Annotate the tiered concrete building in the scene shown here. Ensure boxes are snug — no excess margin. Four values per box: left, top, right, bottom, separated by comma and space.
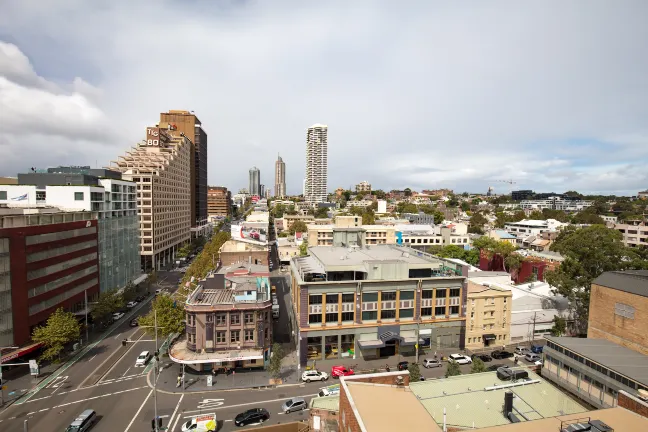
110, 126, 192, 271
305, 124, 328, 205
274, 155, 286, 198
248, 167, 261, 197
207, 186, 231, 219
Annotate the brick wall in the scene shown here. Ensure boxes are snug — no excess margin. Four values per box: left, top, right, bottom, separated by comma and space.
588, 284, 648, 356
618, 390, 648, 418
309, 408, 338, 431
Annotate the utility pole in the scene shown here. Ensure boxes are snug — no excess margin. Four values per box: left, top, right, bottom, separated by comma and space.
154, 308, 159, 432
415, 321, 420, 363
84, 289, 89, 346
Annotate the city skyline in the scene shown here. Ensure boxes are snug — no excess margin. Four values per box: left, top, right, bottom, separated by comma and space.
2, 3, 648, 195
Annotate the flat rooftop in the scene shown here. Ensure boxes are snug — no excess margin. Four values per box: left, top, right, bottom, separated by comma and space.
309, 395, 339, 411
546, 336, 648, 387
593, 270, 648, 298
308, 244, 441, 267
409, 369, 588, 429
477, 407, 648, 432
346, 381, 441, 432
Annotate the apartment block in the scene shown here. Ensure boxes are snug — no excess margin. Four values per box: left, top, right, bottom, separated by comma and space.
207, 186, 231, 219
169, 264, 273, 372
305, 124, 328, 205
520, 196, 593, 211
248, 167, 260, 197
274, 155, 286, 198
465, 281, 512, 349
355, 181, 371, 193
110, 126, 192, 271
290, 244, 467, 366
308, 216, 395, 247
588, 270, 648, 356
0, 208, 100, 346
615, 220, 648, 248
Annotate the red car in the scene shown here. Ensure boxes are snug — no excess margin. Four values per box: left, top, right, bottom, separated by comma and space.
331, 365, 355, 378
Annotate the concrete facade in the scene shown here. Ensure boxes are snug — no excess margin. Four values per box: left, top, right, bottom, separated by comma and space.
305, 124, 328, 205
207, 186, 231, 218
465, 282, 512, 350
274, 156, 286, 198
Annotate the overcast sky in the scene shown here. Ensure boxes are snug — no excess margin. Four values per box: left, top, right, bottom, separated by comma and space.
1, 1, 648, 196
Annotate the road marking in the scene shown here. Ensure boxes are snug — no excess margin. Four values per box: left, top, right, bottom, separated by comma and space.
197, 398, 225, 410
89, 354, 97, 362
26, 395, 51, 403
182, 393, 317, 414
122, 367, 131, 377
88, 330, 145, 387
124, 389, 153, 432
46, 376, 68, 389
169, 394, 184, 432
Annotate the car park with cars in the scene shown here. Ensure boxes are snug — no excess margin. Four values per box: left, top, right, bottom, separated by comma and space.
471, 353, 492, 362
423, 358, 443, 368
515, 346, 530, 355
491, 350, 514, 359
281, 397, 307, 414
234, 408, 270, 427
448, 354, 472, 365
525, 352, 541, 362
302, 370, 329, 382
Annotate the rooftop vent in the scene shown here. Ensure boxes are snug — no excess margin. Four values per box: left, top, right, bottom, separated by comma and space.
395, 376, 404, 386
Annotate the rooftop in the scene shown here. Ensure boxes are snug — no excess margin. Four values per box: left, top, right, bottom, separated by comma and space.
308, 244, 440, 267
593, 270, 648, 298
217, 262, 269, 276
493, 229, 517, 239
505, 219, 549, 227
467, 281, 512, 294
546, 336, 648, 388
345, 381, 441, 432
409, 369, 588, 429
309, 395, 339, 411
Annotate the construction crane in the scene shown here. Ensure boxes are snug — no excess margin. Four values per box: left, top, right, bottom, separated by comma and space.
495, 179, 517, 195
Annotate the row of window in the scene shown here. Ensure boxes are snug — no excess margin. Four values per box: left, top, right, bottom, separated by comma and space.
308, 289, 460, 306
27, 253, 97, 281
188, 312, 269, 326
28, 265, 97, 298
467, 335, 507, 344
27, 240, 97, 263
29, 278, 97, 315
26, 226, 96, 246
308, 305, 461, 325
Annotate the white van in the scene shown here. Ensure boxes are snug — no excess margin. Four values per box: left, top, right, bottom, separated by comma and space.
181, 413, 216, 432
318, 384, 340, 397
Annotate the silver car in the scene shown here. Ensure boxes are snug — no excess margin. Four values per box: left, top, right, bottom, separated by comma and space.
281, 397, 307, 414
423, 358, 442, 368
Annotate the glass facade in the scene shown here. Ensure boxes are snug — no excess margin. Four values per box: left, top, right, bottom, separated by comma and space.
0, 238, 12, 346
98, 215, 140, 292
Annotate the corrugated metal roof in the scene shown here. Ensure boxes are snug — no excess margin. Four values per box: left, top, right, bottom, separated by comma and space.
593, 270, 648, 298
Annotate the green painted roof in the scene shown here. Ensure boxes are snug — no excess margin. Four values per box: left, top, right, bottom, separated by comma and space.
310, 395, 339, 411
409, 368, 588, 429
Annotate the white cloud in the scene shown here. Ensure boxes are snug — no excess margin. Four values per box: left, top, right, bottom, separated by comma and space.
1, 1, 647, 195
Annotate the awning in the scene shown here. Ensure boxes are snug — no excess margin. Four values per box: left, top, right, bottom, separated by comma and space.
357, 340, 385, 349
1, 342, 43, 363
401, 337, 425, 346
483, 334, 497, 341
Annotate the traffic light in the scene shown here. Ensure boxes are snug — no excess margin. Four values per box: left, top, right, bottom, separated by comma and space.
122, 339, 128, 346
151, 416, 162, 431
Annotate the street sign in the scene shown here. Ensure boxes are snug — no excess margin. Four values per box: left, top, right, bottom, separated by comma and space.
206, 375, 213, 387
29, 360, 39, 376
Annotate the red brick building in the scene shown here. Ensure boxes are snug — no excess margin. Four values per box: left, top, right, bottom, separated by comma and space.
478, 251, 560, 283
0, 208, 100, 347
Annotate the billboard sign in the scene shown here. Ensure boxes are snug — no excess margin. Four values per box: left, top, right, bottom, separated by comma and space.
231, 224, 267, 243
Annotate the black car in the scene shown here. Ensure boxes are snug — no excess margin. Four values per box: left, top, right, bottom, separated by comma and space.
129, 318, 139, 327
487, 364, 508, 372
471, 353, 492, 362
234, 408, 270, 427
136, 295, 146, 302
491, 350, 514, 359
397, 361, 409, 371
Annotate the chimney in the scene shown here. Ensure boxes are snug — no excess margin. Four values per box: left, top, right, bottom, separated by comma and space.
504, 391, 514, 418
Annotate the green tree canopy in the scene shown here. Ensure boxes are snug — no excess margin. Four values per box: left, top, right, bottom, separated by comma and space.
445, 361, 462, 378
545, 225, 648, 334
91, 288, 125, 321
408, 363, 421, 381
362, 211, 376, 225
180, 231, 231, 297
315, 206, 329, 218
571, 211, 605, 225
290, 220, 308, 235
32, 308, 81, 362
299, 239, 309, 256
138, 294, 185, 339
268, 343, 285, 380
550, 316, 567, 337
470, 357, 487, 373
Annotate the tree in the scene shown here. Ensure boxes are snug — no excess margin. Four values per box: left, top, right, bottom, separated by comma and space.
314, 207, 329, 218
408, 363, 421, 382
138, 294, 185, 339
436, 245, 467, 260
571, 211, 605, 225
290, 220, 308, 235
504, 253, 524, 275
550, 316, 567, 337
445, 361, 462, 378
122, 281, 138, 303
32, 308, 81, 362
528, 210, 544, 220
433, 211, 445, 225
372, 189, 387, 199
299, 240, 309, 256
470, 357, 487, 373
396, 202, 418, 214
180, 231, 231, 297
362, 211, 375, 225
176, 242, 192, 258
460, 202, 471, 212
268, 343, 285, 381
91, 288, 125, 322
404, 188, 412, 197
349, 206, 364, 216
469, 212, 487, 230
545, 225, 647, 334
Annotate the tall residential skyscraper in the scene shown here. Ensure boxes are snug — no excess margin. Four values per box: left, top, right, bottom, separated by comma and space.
305, 124, 328, 204
249, 167, 261, 196
275, 154, 286, 198
159, 110, 208, 238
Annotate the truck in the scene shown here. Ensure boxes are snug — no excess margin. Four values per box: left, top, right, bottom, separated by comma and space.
181, 413, 217, 431
318, 384, 340, 397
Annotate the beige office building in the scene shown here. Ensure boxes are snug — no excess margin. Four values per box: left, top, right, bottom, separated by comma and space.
274, 155, 286, 198
110, 126, 192, 271
465, 281, 512, 350
308, 216, 396, 246
207, 186, 231, 218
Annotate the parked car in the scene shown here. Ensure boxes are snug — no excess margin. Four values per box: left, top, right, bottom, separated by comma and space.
302, 370, 329, 383
155, 289, 163, 295
129, 318, 139, 327
487, 364, 508, 372
448, 354, 472, 365
135, 295, 146, 302
423, 358, 443, 368
531, 345, 544, 354
331, 365, 355, 378
112, 312, 125, 321
234, 408, 270, 427
397, 361, 409, 371
281, 397, 307, 414
126, 301, 138, 308
471, 353, 493, 362
515, 346, 530, 355
524, 353, 541, 363
491, 350, 514, 359
135, 351, 151, 367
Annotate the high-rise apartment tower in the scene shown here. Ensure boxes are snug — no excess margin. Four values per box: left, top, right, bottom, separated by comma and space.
249, 167, 261, 196
275, 154, 286, 198
305, 124, 328, 204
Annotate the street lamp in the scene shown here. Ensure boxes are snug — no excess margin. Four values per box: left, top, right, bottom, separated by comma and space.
0, 346, 19, 406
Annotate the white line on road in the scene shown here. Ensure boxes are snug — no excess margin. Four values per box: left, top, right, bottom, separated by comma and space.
182, 393, 317, 414
169, 394, 184, 432
94, 331, 145, 386
122, 367, 131, 377
89, 354, 97, 362
124, 389, 153, 432
26, 395, 51, 403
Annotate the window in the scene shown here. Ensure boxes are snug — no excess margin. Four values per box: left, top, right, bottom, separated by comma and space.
309, 313, 322, 324
615, 303, 635, 319
264, 328, 269, 339
381, 309, 396, 319
244, 313, 254, 324
325, 313, 338, 323
421, 307, 432, 316
231, 314, 240, 325
436, 288, 447, 298
216, 314, 226, 325
326, 294, 339, 304
341, 311, 354, 321
74, 192, 84, 201
230, 330, 240, 343
399, 308, 414, 319
216, 332, 226, 343
422, 290, 433, 299
0, 191, 6, 200
449, 288, 460, 297
363, 292, 378, 302
342, 293, 354, 303
309, 294, 323, 305
450, 306, 459, 315
435, 306, 446, 316
244, 329, 254, 341
382, 292, 396, 301
307, 336, 322, 360
400, 291, 415, 300
362, 311, 377, 321
206, 314, 213, 323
